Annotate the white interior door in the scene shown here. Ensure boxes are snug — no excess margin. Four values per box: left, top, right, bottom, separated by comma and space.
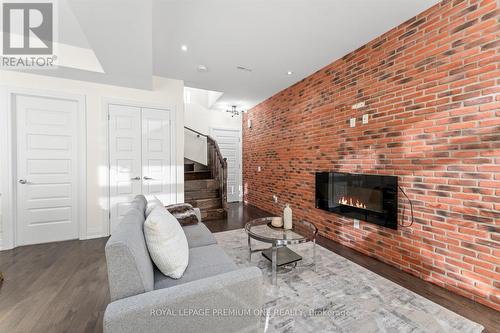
109, 105, 142, 233
15, 94, 81, 246
211, 128, 242, 202
141, 108, 174, 205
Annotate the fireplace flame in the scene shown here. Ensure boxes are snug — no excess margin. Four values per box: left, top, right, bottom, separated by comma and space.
338, 196, 367, 209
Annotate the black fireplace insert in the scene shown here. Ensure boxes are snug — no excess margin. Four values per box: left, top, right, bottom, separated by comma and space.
315, 172, 398, 230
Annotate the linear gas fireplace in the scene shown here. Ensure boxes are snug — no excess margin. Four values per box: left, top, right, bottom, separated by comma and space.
315, 172, 398, 230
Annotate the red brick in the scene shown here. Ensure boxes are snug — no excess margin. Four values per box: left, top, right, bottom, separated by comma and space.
243, 0, 499, 311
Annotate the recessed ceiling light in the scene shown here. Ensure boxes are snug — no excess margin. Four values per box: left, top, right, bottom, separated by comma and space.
197, 64, 208, 72
181, 45, 188, 52
287, 71, 293, 75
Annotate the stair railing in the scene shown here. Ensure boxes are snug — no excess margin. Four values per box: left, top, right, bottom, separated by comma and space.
184, 127, 228, 210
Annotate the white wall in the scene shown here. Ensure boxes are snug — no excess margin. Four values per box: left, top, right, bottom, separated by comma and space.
184, 96, 242, 167
0, 71, 184, 249
185, 102, 241, 135
184, 89, 243, 202
184, 87, 242, 165
185, 129, 208, 165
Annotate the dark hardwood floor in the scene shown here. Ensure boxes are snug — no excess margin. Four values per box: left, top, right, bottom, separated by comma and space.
0, 237, 109, 332
0, 203, 498, 333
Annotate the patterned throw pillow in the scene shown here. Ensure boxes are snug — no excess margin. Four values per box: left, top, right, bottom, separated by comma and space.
166, 203, 199, 226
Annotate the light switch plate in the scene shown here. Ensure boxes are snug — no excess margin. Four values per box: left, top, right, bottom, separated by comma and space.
354, 219, 360, 229
350, 118, 356, 128
272, 195, 278, 203
257, 166, 261, 172
362, 114, 369, 124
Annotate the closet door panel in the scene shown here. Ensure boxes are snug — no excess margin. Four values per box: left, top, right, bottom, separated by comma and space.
141, 108, 175, 205
109, 104, 142, 233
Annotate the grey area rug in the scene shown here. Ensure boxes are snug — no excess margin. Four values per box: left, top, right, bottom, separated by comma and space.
214, 229, 484, 333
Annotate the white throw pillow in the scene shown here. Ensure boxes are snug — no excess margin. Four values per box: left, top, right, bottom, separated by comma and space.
145, 197, 163, 217
144, 206, 189, 279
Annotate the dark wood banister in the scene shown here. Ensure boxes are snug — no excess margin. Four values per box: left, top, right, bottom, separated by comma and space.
184, 126, 228, 211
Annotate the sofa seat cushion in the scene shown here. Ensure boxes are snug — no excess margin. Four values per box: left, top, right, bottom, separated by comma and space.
154, 245, 237, 290
182, 223, 217, 248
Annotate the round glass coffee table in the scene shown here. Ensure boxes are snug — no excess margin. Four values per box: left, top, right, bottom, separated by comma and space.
245, 217, 318, 285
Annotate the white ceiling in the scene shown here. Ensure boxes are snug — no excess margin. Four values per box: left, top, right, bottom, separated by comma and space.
153, 0, 440, 110
4, 0, 441, 108
6, 0, 153, 89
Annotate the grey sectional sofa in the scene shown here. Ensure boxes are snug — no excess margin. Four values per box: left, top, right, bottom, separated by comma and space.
104, 195, 263, 333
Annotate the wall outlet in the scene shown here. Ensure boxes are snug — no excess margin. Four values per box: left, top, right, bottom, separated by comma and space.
353, 219, 360, 229
257, 166, 261, 172
350, 118, 356, 128
272, 195, 278, 203
352, 101, 365, 109
362, 114, 369, 124
247, 119, 252, 128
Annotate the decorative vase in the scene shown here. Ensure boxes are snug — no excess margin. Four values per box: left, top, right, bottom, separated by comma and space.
271, 217, 283, 228
283, 204, 292, 230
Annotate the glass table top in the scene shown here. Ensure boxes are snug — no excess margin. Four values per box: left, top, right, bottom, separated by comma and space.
245, 217, 317, 245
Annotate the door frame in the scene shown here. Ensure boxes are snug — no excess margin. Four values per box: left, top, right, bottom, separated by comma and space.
209, 126, 242, 202
0, 87, 87, 250
103, 98, 177, 236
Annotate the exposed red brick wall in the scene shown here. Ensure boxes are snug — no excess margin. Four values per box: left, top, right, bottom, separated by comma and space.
243, 0, 500, 310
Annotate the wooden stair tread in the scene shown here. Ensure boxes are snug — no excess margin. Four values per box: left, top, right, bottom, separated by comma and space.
200, 208, 227, 221
188, 197, 221, 209
185, 179, 218, 191
184, 171, 212, 181
184, 139, 227, 222
185, 189, 219, 200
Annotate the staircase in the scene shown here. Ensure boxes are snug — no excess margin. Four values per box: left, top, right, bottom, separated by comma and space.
184, 127, 227, 221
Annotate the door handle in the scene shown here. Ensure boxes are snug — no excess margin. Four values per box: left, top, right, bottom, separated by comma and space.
18, 179, 28, 184
143, 176, 154, 180
130, 176, 141, 180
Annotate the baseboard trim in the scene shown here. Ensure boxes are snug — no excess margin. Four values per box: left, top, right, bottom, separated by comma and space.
81, 231, 108, 240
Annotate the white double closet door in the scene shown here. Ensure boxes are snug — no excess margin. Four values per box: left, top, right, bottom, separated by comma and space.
109, 104, 175, 233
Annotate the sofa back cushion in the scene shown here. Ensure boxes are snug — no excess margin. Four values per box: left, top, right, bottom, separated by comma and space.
130, 194, 147, 217
105, 197, 154, 301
